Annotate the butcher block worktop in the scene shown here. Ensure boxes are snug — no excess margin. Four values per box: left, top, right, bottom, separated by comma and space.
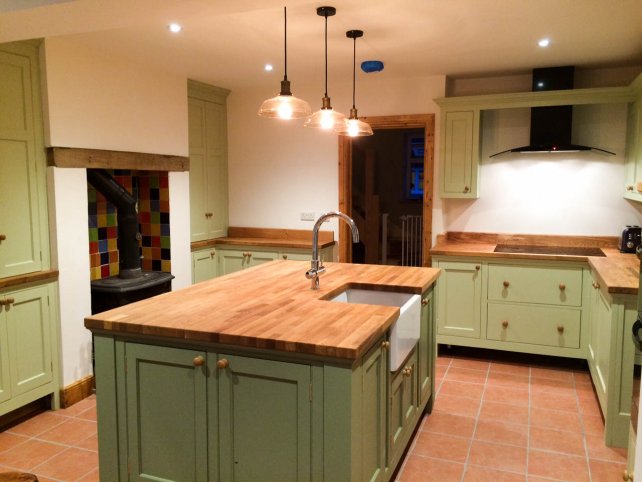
85, 260, 440, 360
431, 232, 639, 295
191, 226, 335, 251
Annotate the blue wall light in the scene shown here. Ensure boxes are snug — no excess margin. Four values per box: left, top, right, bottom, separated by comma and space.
361, 60, 384, 73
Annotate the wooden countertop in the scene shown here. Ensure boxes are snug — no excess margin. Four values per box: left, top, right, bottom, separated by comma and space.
191, 227, 335, 251
430, 232, 639, 295
84, 261, 441, 361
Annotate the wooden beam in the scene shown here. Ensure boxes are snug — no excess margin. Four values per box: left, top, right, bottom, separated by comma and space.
47, 147, 189, 171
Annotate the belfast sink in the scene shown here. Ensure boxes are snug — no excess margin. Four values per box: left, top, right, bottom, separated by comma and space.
329, 289, 421, 371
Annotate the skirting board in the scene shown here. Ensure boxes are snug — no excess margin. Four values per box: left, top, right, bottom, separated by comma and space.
61, 374, 95, 408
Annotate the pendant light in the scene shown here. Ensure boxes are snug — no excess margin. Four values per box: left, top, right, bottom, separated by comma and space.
304, 6, 345, 130
258, 7, 311, 120
335, 30, 373, 137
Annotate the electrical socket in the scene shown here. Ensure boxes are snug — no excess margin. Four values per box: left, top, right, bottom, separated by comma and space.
300, 212, 315, 221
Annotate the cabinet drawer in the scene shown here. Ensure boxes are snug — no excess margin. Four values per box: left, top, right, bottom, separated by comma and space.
487, 303, 581, 348
488, 264, 582, 306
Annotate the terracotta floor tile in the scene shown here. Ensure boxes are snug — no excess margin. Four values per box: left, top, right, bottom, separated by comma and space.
573, 371, 593, 384
58, 397, 96, 418
35, 418, 97, 446
439, 380, 485, 400
488, 361, 530, 376
468, 440, 527, 474
530, 376, 576, 394
76, 432, 99, 452
396, 454, 464, 482
585, 434, 627, 462
588, 458, 628, 482
530, 366, 574, 381
530, 407, 583, 433
530, 391, 579, 413
422, 412, 476, 438
434, 393, 481, 418
0, 432, 29, 453
76, 406, 97, 422
528, 449, 590, 481
436, 356, 453, 367
6, 411, 70, 438
577, 393, 603, 417
479, 401, 529, 425
529, 426, 586, 456
463, 465, 526, 481
77, 467, 101, 482
0, 439, 66, 471
445, 366, 488, 384
486, 372, 530, 389
32, 447, 98, 481
474, 420, 528, 447
411, 431, 470, 463
451, 358, 490, 371
582, 413, 606, 436
482, 385, 529, 406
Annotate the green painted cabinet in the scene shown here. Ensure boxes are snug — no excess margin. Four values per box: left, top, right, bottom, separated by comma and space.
0, 42, 49, 278
586, 272, 637, 448
438, 110, 480, 198
192, 247, 218, 284
624, 76, 642, 201
188, 81, 230, 243
0, 283, 59, 416
436, 260, 482, 339
217, 247, 278, 276
388, 348, 417, 468
418, 291, 434, 407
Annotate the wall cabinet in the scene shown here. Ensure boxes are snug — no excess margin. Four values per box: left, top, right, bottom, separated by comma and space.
586, 271, 637, 448
94, 286, 436, 481
624, 78, 642, 201
188, 81, 230, 243
0, 282, 60, 416
0, 42, 49, 278
438, 110, 480, 198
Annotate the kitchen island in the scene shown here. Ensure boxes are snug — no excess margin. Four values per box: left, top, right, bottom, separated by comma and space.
85, 260, 440, 482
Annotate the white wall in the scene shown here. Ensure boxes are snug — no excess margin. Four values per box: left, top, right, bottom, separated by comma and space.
227, 75, 447, 237
41, 38, 192, 386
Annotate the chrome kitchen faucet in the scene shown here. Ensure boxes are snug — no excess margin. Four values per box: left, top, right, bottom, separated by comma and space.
306, 211, 359, 290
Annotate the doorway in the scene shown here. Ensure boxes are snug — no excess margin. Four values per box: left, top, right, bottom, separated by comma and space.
338, 114, 435, 266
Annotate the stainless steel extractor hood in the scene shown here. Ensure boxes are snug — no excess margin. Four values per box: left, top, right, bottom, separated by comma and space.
490, 66, 615, 157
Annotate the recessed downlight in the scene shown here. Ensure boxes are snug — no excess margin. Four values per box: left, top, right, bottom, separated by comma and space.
168, 23, 182, 33
538, 38, 550, 48
264, 64, 274, 72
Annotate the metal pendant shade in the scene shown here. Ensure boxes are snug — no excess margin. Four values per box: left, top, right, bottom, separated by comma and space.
258, 7, 311, 120
335, 30, 373, 136
304, 6, 345, 130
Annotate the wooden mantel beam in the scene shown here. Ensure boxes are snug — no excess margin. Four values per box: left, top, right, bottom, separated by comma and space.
47, 147, 189, 172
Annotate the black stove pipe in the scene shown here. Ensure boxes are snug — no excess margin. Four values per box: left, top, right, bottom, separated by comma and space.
87, 169, 142, 279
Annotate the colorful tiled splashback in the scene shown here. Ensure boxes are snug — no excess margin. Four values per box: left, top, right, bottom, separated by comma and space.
88, 170, 171, 280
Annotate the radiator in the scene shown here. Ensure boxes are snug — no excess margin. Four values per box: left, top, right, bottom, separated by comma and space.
400, 215, 422, 267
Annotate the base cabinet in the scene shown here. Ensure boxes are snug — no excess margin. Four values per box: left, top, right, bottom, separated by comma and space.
94, 287, 436, 482
0, 283, 59, 416
192, 247, 218, 284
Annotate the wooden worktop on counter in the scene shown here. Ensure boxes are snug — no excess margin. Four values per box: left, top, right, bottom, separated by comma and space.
431, 232, 639, 295
85, 261, 440, 361
191, 227, 335, 251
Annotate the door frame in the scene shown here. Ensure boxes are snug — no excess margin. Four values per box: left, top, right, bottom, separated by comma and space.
338, 114, 435, 266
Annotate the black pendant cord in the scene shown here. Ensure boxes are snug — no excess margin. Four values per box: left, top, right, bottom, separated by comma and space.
351, 36, 356, 110
283, 6, 288, 82
324, 14, 328, 97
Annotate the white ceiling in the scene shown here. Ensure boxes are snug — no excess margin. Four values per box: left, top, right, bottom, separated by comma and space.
1, 0, 641, 90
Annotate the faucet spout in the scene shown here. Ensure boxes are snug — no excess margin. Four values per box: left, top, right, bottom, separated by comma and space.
306, 211, 359, 290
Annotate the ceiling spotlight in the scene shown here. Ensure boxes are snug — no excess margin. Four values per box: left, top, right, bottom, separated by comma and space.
168, 23, 182, 33
264, 64, 274, 72
538, 38, 550, 48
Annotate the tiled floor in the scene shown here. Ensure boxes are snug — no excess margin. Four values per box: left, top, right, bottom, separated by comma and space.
0, 396, 98, 481
0, 350, 630, 482
396, 350, 629, 482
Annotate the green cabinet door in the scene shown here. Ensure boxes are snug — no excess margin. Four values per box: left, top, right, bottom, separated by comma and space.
418, 290, 434, 407
246, 249, 278, 268
0, 46, 45, 277
188, 97, 209, 242
192, 247, 218, 283
361, 340, 387, 482
125, 343, 208, 482
436, 260, 482, 339
217, 353, 312, 482
389, 349, 418, 466
218, 248, 248, 275
439, 110, 479, 198
0, 303, 9, 404
5, 285, 52, 397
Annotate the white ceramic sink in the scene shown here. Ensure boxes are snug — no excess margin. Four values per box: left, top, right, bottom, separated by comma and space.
329, 289, 421, 372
